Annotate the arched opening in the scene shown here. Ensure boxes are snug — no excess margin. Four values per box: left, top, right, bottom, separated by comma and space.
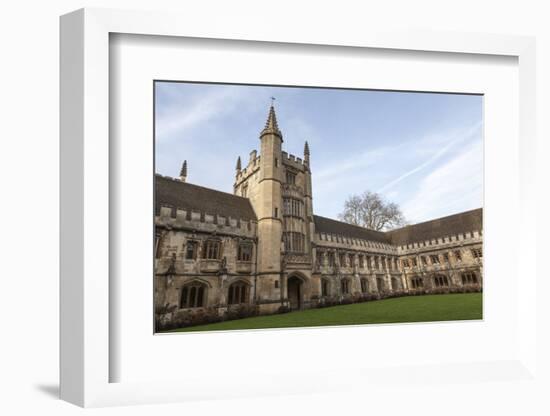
391, 277, 400, 291
376, 276, 385, 292
410, 276, 424, 289
227, 280, 250, 305
433, 274, 450, 288
287, 275, 303, 310
360, 278, 369, 293
461, 271, 478, 285
340, 278, 351, 295
180, 281, 208, 308
321, 278, 330, 297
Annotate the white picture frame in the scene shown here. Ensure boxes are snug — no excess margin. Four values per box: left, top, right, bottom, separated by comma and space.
60, 7, 538, 408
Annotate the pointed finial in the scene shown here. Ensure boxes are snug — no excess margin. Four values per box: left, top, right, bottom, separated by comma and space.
179, 160, 187, 182
304, 141, 310, 157
260, 101, 282, 140
236, 156, 242, 171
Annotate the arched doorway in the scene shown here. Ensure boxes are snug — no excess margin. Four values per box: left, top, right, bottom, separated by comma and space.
287, 275, 303, 310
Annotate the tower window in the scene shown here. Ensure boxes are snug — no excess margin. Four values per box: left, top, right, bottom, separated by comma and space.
238, 243, 252, 261
274, 158, 278, 168
286, 170, 296, 185
283, 232, 305, 253
283, 198, 304, 217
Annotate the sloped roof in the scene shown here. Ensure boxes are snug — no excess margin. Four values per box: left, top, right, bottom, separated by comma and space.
387, 208, 483, 246
155, 175, 257, 221
313, 215, 390, 243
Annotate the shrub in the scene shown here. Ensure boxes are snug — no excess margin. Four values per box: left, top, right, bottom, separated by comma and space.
340, 295, 353, 305
278, 305, 291, 314
226, 304, 259, 321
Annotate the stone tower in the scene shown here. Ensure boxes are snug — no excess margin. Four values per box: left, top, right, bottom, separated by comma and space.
233, 105, 284, 311
255, 105, 284, 309
233, 105, 317, 311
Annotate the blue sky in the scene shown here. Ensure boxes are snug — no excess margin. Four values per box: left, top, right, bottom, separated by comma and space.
155, 82, 483, 224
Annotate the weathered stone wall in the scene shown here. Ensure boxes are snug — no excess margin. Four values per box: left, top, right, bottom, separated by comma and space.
396, 230, 483, 291
155, 204, 258, 315
312, 227, 483, 298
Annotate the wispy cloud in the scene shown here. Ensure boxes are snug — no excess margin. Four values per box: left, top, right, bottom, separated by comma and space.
402, 138, 483, 223
315, 145, 396, 182
377, 121, 482, 193
154, 83, 483, 222
155, 86, 256, 143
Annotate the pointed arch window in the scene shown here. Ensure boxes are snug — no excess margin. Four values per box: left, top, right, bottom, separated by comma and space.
321, 278, 330, 297
391, 277, 400, 291
461, 272, 478, 285
433, 274, 450, 287
228, 281, 250, 305
180, 281, 207, 308
411, 276, 423, 288
341, 278, 351, 295
360, 278, 369, 293
376, 276, 385, 292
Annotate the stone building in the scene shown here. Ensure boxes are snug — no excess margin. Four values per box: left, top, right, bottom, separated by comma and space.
155, 105, 482, 323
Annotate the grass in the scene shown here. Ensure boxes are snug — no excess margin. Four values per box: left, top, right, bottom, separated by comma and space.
164, 293, 482, 333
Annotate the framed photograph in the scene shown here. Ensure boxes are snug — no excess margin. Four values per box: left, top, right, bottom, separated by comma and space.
152, 81, 484, 335
60, 8, 538, 408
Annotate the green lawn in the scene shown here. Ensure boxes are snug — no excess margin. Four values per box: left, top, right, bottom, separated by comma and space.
164, 293, 482, 333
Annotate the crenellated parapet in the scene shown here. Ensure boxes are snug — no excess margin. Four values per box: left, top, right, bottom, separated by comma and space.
156, 204, 257, 238
396, 229, 482, 255
281, 151, 307, 171
314, 232, 397, 255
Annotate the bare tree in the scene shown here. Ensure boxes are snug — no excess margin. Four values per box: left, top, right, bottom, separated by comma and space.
338, 191, 406, 231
